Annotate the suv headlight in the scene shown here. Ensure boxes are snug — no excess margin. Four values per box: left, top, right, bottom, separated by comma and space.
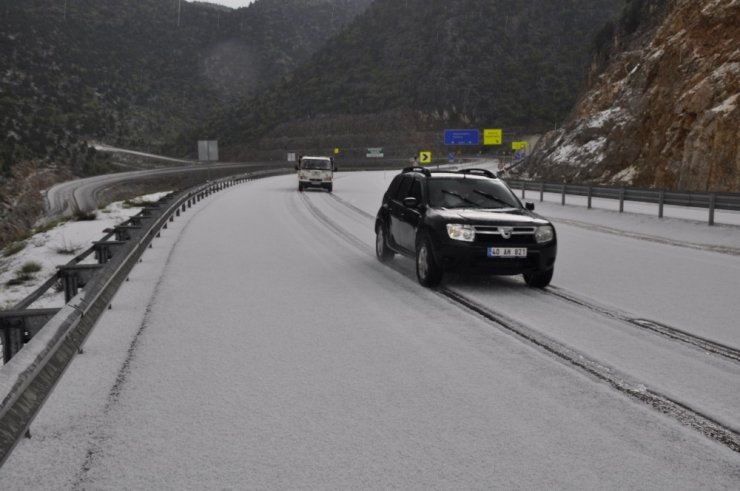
447, 224, 475, 242
535, 225, 554, 244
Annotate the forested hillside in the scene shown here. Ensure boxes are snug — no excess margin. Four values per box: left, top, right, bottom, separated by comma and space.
196, 0, 623, 159
0, 0, 372, 178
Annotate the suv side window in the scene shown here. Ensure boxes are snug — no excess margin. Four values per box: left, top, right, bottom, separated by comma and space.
394, 175, 413, 201
385, 175, 403, 201
409, 178, 423, 202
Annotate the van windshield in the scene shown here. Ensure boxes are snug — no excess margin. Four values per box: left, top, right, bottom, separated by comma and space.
301, 159, 332, 170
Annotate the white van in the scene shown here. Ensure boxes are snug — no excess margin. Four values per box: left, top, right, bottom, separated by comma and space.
296, 155, 336, 192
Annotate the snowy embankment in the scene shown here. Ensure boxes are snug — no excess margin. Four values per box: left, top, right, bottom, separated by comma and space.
0, 192, 170, 311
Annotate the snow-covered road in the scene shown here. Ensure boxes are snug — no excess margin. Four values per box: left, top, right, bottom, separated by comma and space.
2, 171, 740, 489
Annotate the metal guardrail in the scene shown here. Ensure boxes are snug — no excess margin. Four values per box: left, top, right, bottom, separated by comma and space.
0, 168, 290, 468
506, 180, 740, 225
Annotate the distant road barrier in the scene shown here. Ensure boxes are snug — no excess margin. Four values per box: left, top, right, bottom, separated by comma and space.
506, 179, 740, 225
0, 168, 291, 468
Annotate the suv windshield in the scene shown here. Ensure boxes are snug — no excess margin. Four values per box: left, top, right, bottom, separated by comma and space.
301, 159, 331, 170
427, 178, 520, 209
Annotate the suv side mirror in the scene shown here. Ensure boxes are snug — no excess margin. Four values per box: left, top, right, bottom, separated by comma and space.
525, 202, 535, 211
403, 197, 419, 208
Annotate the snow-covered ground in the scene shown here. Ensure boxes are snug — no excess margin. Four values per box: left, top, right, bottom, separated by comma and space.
1, 172, 739, 489
0, 192, 170, 311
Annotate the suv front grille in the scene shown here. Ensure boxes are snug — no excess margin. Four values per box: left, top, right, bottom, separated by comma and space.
473, 226, 536, 245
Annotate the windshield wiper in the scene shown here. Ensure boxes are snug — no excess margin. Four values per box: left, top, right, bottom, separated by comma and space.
441, 189, 477, 207
472, 190, 516, 208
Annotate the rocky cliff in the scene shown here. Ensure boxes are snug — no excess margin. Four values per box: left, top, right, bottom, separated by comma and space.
522, 0, 739, 192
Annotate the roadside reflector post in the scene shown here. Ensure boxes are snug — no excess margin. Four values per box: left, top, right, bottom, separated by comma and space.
521, 181, 526, 199
709, 193, 716, 225
619, 188, 625, 213
587, 187, 593, 209
561, 185, 566, 206
540, 182, 545, 202
658, 191, 665, 218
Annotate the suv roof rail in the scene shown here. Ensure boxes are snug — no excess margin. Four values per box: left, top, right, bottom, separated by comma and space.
458, 168, 497, 179
402, 166, 431, 176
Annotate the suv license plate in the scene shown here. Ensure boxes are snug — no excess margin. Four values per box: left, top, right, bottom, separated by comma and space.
488, 247, 527, 258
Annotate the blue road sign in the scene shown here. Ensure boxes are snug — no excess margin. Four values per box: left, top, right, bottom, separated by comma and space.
448, 152, 455, 162
444, 129, 480, 145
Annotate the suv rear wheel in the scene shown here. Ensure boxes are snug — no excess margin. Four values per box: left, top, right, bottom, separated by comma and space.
375, 225, 395, 262
416, 237, 443, 287
523, 268, 553, 288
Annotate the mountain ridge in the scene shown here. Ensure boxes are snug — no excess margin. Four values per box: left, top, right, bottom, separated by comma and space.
192, 0, 623, 160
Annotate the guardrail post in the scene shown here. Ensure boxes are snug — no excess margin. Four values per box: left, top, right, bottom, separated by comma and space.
540, 182, 544, 202
561, 185, 566, 206
58, 265, 103, 303
619, 188, 625, 213
659, 191, 665, 218
1, 325, 23, 364
114, 225, 141, 241
62, 271, 79, 303
709, 193, 716, 225
587, 187, 593, 209
93, 241, 126, 264
1, 310, 61, 363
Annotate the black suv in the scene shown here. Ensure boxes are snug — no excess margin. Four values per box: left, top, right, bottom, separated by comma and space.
375, 167, 557, 287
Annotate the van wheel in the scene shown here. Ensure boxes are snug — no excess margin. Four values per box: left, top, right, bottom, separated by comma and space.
327, 184, 333, 193
416, 237, 442, 287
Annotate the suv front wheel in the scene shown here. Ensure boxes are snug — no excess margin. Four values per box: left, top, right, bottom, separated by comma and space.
375, 225, 395, 262
416, 237, 443, 287
523, 268, 553, 288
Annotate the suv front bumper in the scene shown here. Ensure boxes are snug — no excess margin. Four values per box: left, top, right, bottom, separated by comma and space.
434, 240, 557, 274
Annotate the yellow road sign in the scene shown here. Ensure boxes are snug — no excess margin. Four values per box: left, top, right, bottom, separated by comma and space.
483, 129, 503, 145
334, 147, 340, 155
419, 151, 432, 165
512, 141, 529, 150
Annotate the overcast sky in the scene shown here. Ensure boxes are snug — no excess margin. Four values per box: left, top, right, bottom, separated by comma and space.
205, 0, 256, 8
